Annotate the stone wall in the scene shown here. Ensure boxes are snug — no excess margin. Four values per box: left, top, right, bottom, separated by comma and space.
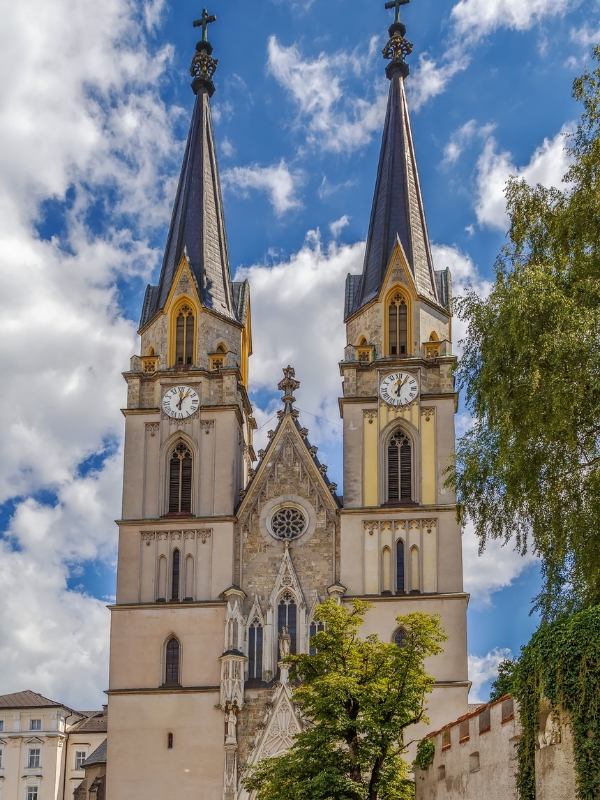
415, 698, 578, 800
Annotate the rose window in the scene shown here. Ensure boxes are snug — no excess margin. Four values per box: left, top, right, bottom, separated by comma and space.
270, 507, 308, 540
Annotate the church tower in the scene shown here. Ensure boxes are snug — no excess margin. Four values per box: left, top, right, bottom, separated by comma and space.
338, 4, 468, 732
106, 7, 468, 800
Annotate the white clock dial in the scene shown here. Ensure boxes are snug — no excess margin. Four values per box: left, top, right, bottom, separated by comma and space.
380, 372, 419, 407
162, 385, 200, 419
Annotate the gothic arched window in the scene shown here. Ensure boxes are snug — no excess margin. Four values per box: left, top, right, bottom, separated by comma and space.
165, 637, 180, 685
248, 618, 263, 683
309, 620, 325, 656
396, 539, 405, 593
175, 305, 194, 366
169, 443, 192, 514
388, 431, 412, 503
185, 555, 194, 600
394, 627, 408, 648
388, 294, 408, 356
278, 593, 297, 655
171, 549, 180, 601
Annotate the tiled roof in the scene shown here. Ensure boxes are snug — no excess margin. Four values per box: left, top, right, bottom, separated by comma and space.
349, 62, 441, 318
82, 739, 107, 767
0, 690, 67, 710
141, 82, 237, 329
71, 711, 107, 733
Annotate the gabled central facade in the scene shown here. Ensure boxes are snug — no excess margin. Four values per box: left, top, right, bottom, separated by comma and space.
106, 11, 468, 800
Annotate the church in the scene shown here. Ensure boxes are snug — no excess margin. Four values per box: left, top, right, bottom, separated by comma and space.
105, 4, 469, 798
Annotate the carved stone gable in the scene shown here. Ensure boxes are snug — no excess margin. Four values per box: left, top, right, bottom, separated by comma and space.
250, 684, 302, 763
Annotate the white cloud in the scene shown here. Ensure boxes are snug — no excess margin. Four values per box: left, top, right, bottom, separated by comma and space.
463, 521, 538, 608
443, 120, 496, 164
0, 0, 180, 707
236, 231, 364, 451
451, 0, 568, 41
407, 52, 470, 112
222, 160, 304, 216
266, 37, 387, 153
570, 24, 600, 48
475, 126, 573, 230
329, 215, 350, 238
468, 647, 513, 703
221, 137, 236, 158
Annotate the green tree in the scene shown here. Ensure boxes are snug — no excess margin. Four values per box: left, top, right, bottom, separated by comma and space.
489, 658, 518, 702
452, 47, 600, 617
241, 599, 446, 800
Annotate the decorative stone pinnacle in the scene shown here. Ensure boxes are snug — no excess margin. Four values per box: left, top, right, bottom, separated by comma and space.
190, 7, 218, 95
383, 0, 413, 79
278, 365, 301, 406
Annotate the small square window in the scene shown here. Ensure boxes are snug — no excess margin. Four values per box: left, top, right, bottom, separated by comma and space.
28, 749, 41, 769
75, 751, 87, 770
27, 787, 39, 800
29, 720, 41, 731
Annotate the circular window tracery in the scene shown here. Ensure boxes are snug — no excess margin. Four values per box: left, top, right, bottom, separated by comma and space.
269, 506, 308, 541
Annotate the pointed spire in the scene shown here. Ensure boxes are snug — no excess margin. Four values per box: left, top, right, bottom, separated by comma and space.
348, 4, 440, 317
141, 12, 237, 327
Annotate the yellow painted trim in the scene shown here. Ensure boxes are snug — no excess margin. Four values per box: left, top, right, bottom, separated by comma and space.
164, 253, 202, 311
363, 412, 379, 507
420, 407, 436, 504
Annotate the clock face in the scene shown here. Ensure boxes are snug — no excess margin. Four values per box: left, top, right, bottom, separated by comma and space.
162, 386, 200, 419
380, 372, 419, 407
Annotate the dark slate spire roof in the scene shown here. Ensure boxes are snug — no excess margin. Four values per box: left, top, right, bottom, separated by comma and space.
347, 26, 440, 318
140, 47, 240, 329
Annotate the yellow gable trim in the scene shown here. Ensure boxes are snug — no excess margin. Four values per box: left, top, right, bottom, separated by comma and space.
164, 252, 202, 311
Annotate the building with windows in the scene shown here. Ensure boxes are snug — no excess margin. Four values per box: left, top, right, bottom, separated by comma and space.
106, 6, 468, 799
0, 691, 106, 800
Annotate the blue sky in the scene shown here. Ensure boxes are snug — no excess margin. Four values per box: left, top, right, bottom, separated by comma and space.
0, 0, 595, 708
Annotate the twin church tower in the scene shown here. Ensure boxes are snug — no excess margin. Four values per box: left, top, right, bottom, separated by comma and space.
106, 6, 468, 798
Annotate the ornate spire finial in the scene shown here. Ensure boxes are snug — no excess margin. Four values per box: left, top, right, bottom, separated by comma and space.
278, 366, 300, 408
383, 0, 413, 79
190, 7, 218, 96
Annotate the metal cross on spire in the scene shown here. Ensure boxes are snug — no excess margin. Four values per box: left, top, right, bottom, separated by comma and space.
193, 7, 217, 42
385, 0, 410, 24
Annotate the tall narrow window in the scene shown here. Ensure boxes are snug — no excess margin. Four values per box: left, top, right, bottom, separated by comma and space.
175, 305, 194, 366
382, 547, 391, 593
309, 620, 325, 656
410, 546, 420, 593
157, 555, 167, 601
169, 443, 192, 514
27, 788, 39, 800
171, 549, 180, 601
388, 294, 408, 355
248, 618, 263, 682
185, 554, 194, 600
278, 593, 297, 654
28, 749, 41, 769
396, 539, 405, 592
165, 637, 180, 685
388, 432, 412, 503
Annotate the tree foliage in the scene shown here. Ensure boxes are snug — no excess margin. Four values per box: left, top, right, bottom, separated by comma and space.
241, 599, 446, 800
489, 658, 518, 702
452, 47, 600, 617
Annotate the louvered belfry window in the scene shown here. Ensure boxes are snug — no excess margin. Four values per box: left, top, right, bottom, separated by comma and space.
176, 305, 194, 365
388, 294, 408, 355
388, 431, 412, 503
165, 637, 180, 685
169, 443, 192, 513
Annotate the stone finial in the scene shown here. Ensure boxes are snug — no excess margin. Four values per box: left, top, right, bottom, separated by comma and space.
277, 365, 301, 406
